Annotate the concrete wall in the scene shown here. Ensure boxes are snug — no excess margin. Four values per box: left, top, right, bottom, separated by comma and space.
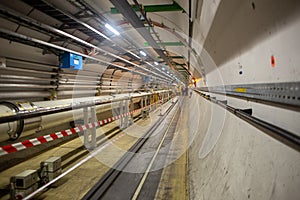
202, 0, 300, 84
188, 95, 300, 200
188, 0, 300, 199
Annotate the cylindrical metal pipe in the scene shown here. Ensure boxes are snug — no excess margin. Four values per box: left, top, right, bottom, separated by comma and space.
0, 102, 24, 140
0, 91, 170, 140
0, 92, 50, 100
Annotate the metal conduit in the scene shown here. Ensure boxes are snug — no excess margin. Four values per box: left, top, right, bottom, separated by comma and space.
0, 5, 171, 81
151, 20, 205, 80
6, 57, 57, 69
109, 0, 177, 76
0, 47, 148, 102
0, 28, 153, 79
16, 1, 175, 83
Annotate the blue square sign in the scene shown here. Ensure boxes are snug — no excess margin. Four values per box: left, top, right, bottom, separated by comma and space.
60, 52, 83, 70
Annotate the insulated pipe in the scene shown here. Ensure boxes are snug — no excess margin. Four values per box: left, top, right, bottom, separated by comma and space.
0, 95, 131, 123
0, 102, 24, 140
0, 90, 141, 100
0, 5, 172, 83
0, 92, 50, 100
0, 28, 148, 78
0, 91, 171, 140
0, 101, 114, 141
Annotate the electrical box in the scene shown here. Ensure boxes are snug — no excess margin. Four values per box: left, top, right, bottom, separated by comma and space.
41, 157, 61, 172
144, 76, 150, 83
141, 109, 149, 118
59, 52, 82, 70
47, 168, 62, 181
12, 183, 38, 200
11, 170, 38, 189
39, 157, 62, 184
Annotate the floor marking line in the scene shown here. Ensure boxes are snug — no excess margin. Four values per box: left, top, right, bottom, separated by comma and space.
132, 105, 179, 200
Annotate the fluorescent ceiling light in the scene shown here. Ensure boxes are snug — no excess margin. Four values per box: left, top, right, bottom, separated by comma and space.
154, 61, 158, 65
140, 50, 147, 56
105, 23, 120, 36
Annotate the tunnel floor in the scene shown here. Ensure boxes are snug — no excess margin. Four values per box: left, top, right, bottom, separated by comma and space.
0, 97, 189, 200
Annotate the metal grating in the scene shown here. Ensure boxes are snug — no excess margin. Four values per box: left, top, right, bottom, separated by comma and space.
198, 82, 300, 107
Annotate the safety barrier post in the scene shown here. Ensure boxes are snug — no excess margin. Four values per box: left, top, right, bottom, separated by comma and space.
129, 99, 134, 125
159, 97, 162, 116
83, 106, 96, 150
124, 100, 129, 128
119, 100, 124, 129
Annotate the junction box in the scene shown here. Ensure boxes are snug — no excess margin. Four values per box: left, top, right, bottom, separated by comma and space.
59, 52, 83, 70
10, 169, 39, 199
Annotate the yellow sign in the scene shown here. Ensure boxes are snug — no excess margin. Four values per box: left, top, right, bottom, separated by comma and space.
235, 88, 247, 93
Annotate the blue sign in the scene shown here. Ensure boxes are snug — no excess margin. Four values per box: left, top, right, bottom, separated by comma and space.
60, 52, 83, 70
145, 76, 150, 83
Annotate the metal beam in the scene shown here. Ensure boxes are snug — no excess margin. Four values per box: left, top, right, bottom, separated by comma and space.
158, 55, 185, 59
110, 1, 184, 14
144, 41, 184, 47
109, 0, 173, 69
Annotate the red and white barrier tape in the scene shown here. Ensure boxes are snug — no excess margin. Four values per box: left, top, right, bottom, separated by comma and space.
0, 98, 172, 156
0, 110, 139, 156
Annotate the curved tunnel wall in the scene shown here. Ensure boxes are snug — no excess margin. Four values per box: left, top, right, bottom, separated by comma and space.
197, 0, 300, 85
0, 0, 299, 199
188, 94, 300, 199
188, 0, 300, 199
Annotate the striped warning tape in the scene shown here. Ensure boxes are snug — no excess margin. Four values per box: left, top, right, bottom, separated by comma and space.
0, 97, 172, 156
0, 110, 138, 156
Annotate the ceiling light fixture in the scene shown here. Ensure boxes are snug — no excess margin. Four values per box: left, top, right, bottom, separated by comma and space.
140, 50, 147, 56
154, 61, 158, 65
105, 23, 120, 36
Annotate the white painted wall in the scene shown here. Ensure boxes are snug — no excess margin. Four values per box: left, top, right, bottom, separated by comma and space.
188, 95, 300, 200
203, 0, 300, 85
189, 0, 300, 199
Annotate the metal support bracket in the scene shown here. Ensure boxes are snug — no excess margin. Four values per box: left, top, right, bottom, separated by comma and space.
119, 100, 131, 129
141, 96, 150, 119
83, 106, 96, 150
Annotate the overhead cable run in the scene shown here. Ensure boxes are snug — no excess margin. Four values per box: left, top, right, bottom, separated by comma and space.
109, 0, 174, 70
151, 20, 206, 81
19, 0, 175, 82
198, 82, 300, 109
0, 13, 168, 83
0, 28, 172, 82
132, 0, 168, 53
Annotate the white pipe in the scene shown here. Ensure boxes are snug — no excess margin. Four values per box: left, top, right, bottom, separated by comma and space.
0, 90, 171, 141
